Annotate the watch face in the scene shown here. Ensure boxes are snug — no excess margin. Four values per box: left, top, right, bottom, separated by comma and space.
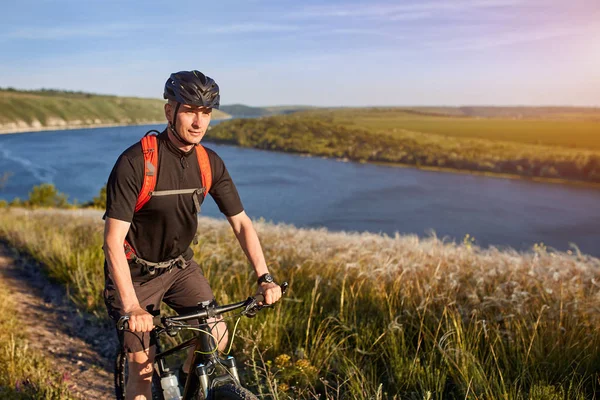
259, 273, 274, 284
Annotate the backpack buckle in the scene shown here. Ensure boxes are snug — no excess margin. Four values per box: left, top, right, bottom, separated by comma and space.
145, 265, 156, 276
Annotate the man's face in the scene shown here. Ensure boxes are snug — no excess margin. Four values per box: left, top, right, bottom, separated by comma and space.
166, 103, 212, 144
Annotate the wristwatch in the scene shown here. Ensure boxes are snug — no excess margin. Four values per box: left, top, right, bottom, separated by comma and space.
257, 273, 274, 285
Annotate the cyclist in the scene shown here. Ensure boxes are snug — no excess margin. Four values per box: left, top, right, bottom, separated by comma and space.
103, 70, 282, 399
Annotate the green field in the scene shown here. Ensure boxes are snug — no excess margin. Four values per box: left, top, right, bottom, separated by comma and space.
0, 89, 229, 131
301, 108, 600, 150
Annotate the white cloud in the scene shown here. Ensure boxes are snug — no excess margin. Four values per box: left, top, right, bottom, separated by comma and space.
286, 0, 523, 20
202, 23, 301, 34
7, 23, 146, 40
4, 21, 300, 42
286, 27, 405, 41
425, 24, 597, 51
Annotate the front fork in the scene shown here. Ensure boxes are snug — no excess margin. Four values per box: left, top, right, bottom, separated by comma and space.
196, 356, 241, 397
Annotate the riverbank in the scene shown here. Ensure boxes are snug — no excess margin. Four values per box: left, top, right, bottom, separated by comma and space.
0, 120, 166, 135
0, 115, 233, 135
369, 158, 600, 190
262, 144, 600, 190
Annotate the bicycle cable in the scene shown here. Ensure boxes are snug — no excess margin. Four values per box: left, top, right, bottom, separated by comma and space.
158, 301, 262, 356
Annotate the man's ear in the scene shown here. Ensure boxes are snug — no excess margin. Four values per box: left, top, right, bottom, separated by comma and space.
164, 103, 172, 123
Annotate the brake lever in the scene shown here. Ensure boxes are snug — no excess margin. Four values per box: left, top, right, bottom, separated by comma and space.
246, 281, 289, 317
117, 316, 130, 331
243, 297, 260, 318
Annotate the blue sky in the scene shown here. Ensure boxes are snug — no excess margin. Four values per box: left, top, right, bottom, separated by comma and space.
1, 0, 599, 106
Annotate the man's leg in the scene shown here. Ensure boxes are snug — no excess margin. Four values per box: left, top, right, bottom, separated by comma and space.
126, 346, 156, 400
105, 262, 165, 399
162, 260, 227, 373
210, 315, 229, 352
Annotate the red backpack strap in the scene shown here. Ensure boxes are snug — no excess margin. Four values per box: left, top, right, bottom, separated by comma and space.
124, 134, 159, 261
134, 135, 158, 212
195, 144, 212, 196
123, 239, 137, 261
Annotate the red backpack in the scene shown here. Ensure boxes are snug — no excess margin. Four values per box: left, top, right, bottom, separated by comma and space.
134, 133, 212, 211
123, 132, 212, 262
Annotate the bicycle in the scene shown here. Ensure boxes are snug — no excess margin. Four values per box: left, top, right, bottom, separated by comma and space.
115, 282, 288, 400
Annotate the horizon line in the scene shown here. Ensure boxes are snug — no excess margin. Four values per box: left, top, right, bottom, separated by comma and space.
2, 87, 598, 109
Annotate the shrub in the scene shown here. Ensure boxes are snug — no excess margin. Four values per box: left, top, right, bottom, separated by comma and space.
27, 183, 69, 208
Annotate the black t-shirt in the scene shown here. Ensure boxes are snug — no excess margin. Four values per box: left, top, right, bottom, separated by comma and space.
104, 130, 244, 262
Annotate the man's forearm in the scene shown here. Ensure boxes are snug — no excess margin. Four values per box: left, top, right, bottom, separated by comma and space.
228, 213, 282, 304
233, 222, 269, 278
104, 241, 140, 312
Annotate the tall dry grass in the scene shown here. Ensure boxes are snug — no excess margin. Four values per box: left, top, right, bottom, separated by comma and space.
0, 207, 599, 399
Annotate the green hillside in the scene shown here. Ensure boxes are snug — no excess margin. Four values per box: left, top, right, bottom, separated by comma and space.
206, 110, 600, 185
220, 104, 315, 117
220, 104, 272, 117
0, 89, 230, 133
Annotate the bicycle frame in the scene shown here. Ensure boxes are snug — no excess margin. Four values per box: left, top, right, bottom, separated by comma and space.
152, 302, 243, 399
117, 283, 287, 400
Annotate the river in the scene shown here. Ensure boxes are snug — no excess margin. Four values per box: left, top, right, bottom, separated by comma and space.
1, 124, 599, 257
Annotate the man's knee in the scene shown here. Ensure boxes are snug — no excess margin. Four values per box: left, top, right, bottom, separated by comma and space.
209, 317, 229, 352
127, 347, 155, 382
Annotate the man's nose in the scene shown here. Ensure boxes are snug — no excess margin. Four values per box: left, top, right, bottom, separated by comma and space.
192, 112, 203, 126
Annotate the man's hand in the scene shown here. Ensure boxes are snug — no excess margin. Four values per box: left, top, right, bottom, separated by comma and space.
257, 282, 282, 305
125, 305, 154, 332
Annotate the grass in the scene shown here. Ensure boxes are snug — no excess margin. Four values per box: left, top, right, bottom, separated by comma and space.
0, 89, 229, 131
0, 268, 75, 399
0, 207, 599, 399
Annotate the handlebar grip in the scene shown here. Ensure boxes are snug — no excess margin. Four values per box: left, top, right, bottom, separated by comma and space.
255, 281, 289, 305
117, 315, 162, 331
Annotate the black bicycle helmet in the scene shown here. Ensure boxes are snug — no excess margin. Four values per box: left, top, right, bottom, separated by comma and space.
163, 70, 220, 109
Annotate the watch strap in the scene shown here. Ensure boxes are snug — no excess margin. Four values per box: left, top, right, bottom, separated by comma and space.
257, 273, 274, 285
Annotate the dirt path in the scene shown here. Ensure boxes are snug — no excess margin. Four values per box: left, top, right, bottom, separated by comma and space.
0, 241, 117, 399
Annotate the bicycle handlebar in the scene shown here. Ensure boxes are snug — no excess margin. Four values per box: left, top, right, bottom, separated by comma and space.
117, 282, 288, 331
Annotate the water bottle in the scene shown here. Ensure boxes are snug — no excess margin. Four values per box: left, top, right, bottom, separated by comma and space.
160, 370, 182, 400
